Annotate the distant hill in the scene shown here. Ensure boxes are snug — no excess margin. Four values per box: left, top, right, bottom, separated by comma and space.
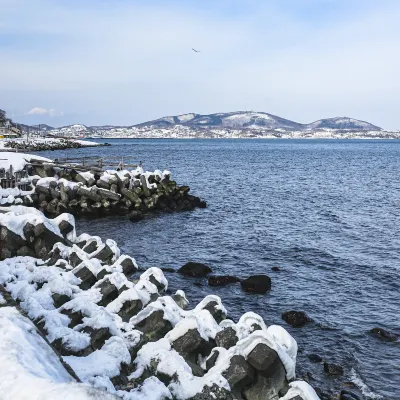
305, 117, 381, 131
134, 112, 382, 131
19, 111, 394, 139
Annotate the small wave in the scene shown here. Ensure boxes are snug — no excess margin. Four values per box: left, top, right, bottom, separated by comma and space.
350, 368, 383, 399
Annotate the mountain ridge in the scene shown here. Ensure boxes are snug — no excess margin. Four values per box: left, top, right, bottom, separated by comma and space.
19, 111, 397, 139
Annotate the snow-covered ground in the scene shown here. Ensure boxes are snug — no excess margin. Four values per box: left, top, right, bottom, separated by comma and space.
0, 306, 118, 400
0, 137, 101, 151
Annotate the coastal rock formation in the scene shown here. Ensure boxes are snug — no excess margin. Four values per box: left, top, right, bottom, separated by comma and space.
0, 207, 319, 400
3, 138, 106, 151
0, 153, 205, 218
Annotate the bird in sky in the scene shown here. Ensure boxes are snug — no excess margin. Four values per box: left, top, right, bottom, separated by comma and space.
192, 48, 200, 53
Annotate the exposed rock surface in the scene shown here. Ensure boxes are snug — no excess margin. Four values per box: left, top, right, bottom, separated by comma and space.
282, 311, 312, 328
178, 262, 212, 277
241, 274, 271, 294
369, 327, 398, 342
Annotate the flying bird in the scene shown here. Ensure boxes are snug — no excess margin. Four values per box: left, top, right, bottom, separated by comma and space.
192, 48, 200, 53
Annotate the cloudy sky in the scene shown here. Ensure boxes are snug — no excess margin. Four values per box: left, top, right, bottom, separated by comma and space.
1, 0, 400, 129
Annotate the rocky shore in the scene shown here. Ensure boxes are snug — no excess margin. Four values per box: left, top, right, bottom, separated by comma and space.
0, 137, 108, 151
0, 206, 319, 400
0, 152, 205, 218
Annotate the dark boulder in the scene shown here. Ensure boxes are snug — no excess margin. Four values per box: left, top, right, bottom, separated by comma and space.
369, 327, 398, 342
208, 275, 241, 287
271, 266, 281, 271
241, 275, 271, 294
324, 362, 344, 376
307, 353, 323, 363
120, 257, 137, 276
340, 390, 363, 400
215, 327, 239, 349
223, 355, 255, 394
58, 220, 74, 236
178, 262, 212, 278
129, 210, 143, 223
282, 310, 312, 328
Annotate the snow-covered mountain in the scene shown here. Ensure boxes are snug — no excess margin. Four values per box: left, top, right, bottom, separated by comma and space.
305, 117, 381, 131
22, 111, 400, 139
136, 111, 305, 131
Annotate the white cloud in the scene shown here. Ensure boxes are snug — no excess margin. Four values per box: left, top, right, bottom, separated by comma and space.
26, 107, 48, 115
26, 107, 63, 117
2, 0, 400, 129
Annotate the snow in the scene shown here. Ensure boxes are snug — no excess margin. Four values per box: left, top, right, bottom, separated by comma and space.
0, 207, 319, 400
64, 337, 131, 381
280, 381, 320, 400
0, 152, 52, 172
0, 205, 64, 239
0, 307, 118, 400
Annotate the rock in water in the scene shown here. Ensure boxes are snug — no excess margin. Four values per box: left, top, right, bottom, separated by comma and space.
307, 353, 323, 363
340, 389, 363, 400
240, 275, 271, 294
369, 327, 398, 342
282, 310, 312, 327
128, 210, 143, 223
324, 362, 344, 376
178, 262, 212, 277
208, 275, 241, 286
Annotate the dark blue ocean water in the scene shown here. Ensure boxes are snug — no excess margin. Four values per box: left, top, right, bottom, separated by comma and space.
38, 139, 400, 399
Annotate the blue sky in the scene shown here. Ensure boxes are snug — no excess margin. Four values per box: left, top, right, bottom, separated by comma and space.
1, 0, 400, 129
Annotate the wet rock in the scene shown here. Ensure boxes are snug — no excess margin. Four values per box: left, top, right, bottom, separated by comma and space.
178, 262, 212, 278
129, 210, 144, 223
308, 353, 323, 363
208, 275, 241, 286
215, 327, 238, 349
369, 327, 398, 342
340, 390, 363, 400
271, 266, 281, 271
241, 274, 271, 294
160, 267, 176, 273
282, 310, 312, 328
324, 362, 344, 376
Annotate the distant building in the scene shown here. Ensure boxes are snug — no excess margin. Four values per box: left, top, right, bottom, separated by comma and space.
0, 119, 22, 138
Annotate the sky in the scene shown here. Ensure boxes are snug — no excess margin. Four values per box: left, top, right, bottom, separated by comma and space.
1, 0, 400, 129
